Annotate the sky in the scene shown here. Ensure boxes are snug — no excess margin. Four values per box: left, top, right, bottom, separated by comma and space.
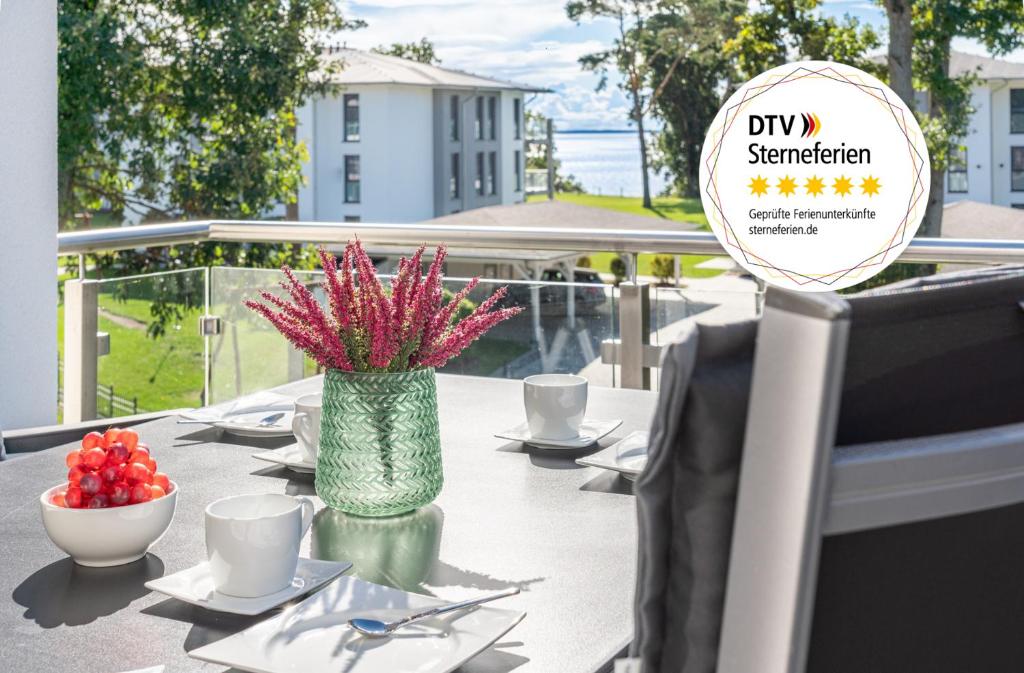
338, 0, 1024, 132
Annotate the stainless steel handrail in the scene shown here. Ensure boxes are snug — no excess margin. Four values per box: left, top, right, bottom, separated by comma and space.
57, 219, 1024, 264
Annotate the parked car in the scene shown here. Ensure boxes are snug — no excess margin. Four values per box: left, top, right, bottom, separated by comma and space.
502, 267, 608, 312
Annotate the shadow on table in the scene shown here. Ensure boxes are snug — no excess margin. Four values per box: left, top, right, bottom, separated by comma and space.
248, 464, 316, 496
13, 554, 164, 628
140, 596, 266, 652
495, 439, 611, 470
312, 506, 545, 597
173, 426, 294, 451
579, 470, 635, 496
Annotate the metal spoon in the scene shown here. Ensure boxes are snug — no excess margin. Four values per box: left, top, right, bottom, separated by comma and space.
349, 587, 520, 638
178, 411, 285, 427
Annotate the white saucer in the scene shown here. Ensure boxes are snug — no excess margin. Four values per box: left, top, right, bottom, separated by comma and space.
576, 430, 649, 481
495, 419, 623, 449
145, 558, 351, 616
252, 444, 316, 474
189, 575, 526, 673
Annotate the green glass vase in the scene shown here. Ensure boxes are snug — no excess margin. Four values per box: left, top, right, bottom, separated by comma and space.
316, 367, 443, 517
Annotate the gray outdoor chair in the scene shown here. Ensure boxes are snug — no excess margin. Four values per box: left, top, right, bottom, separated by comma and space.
633, 266, 1024, 673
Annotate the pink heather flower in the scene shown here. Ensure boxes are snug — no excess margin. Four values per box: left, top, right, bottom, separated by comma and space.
244, 242, 520, 373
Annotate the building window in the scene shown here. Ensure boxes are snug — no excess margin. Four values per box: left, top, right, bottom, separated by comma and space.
449, 95, 459, 141
1012, 89, 1024, 134
475, 152, 484, 195
488, 96, 496, 140
344, 94, 359, 142
1014, 147, 1024, 192
947, 145, 967, 193
514, 150, 522, 191
344, 155, 360, 203
475, 97, 484, 140
513, 99, 522, 139
344, 215, 360, 223
487, 151, 497, 195
450, 152, 460, 199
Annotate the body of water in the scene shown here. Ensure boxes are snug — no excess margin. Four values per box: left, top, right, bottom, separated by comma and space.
554, 131, 669, 198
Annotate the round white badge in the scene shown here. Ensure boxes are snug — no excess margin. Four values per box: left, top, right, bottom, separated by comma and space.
699, 61, 930, 292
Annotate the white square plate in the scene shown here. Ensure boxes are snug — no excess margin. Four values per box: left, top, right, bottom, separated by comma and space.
494, 419, 623, 449
145, 558, 350, 616
575, 430, 649, 481
252, 444, 316, 474
188, 575, 526, 673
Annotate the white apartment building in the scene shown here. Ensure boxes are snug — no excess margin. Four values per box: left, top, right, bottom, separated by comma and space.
938, 52, 1024, 208
294, 49, 547, 223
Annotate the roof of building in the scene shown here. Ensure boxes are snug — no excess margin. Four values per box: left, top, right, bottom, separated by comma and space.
869, 51, 1024, 80
949, 51, 1024, 80
322, 48, 550, 93
941, 200, 1024, 239
424, 199, 701, 232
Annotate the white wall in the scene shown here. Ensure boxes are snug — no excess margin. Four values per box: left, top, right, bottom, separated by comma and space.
500, 92, 524, 206
0, 0, 57, 429
945, 84, 993, 205
308, 85, 434, 223
992, 80, 1024, 208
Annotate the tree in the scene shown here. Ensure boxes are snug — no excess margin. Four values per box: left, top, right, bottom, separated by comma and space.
567, 0, 684, 209
641, 0, 745, 197
372, 38, 440, 65
59, 0, 362, 334
724, 0, 882, 81
879, 0, 1024, 237
883, 0, 914, 109
524, 110, 586, 193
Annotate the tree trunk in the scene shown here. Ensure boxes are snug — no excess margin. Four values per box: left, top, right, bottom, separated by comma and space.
883, 0, 914, 110
686, 141, 701, 198
920, 42, 951, 238
636, 108, 652, 208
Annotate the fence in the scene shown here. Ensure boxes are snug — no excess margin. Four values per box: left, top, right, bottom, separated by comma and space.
58, 359, 142, 419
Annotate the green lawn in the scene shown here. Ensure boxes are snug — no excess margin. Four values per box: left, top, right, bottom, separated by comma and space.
529, 192, 721, 279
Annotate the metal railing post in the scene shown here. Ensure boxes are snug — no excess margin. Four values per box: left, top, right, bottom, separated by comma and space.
546, 118, 555, 201
618, 281, 651, 390
64, 279, 99, 422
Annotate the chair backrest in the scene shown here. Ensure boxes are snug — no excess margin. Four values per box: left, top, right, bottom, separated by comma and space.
718, 269, 1024, 673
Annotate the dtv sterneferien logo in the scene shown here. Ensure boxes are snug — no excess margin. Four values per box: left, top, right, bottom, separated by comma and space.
749, 112, 823, 138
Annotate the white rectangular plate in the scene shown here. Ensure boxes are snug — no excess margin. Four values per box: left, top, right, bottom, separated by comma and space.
146, 558, 350, 616
575, 430, 649, 480
188, 576, 526, 673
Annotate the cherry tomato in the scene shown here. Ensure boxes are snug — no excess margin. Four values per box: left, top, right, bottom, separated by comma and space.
82, 431, 103, 450
152, 472, 170, 491
82, 447, 107, 470
130, 483, 152, 504
99, 464, 123, 483
65, 486, 83, 508
79, 472, 102, 496
102, 428, 121, 448
124, 462, 152, 484
67, 465, 86, 484
149, 484, 166, 500
117, 429, 139, 452
87, 493, 109, 509
50, 491, 67, 507
109, 481, 131, 506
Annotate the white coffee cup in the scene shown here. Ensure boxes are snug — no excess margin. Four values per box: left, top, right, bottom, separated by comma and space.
523, 374, 588, 440
205, 493, 314, 598
291, 393, 322, 463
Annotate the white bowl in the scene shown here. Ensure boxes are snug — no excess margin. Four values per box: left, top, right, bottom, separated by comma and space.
39, 481, 178, 567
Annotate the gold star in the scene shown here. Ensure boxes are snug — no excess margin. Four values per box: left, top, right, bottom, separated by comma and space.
748, 175, 769, 197
833, 175, 853, 197
805, 175, 825, 197
861, 175, 881, 197
777, 175, 797, 197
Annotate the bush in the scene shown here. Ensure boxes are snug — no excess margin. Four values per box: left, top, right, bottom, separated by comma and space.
609, 255, 627, 286
651, 255, 676, 286
577, 255, 592, 268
